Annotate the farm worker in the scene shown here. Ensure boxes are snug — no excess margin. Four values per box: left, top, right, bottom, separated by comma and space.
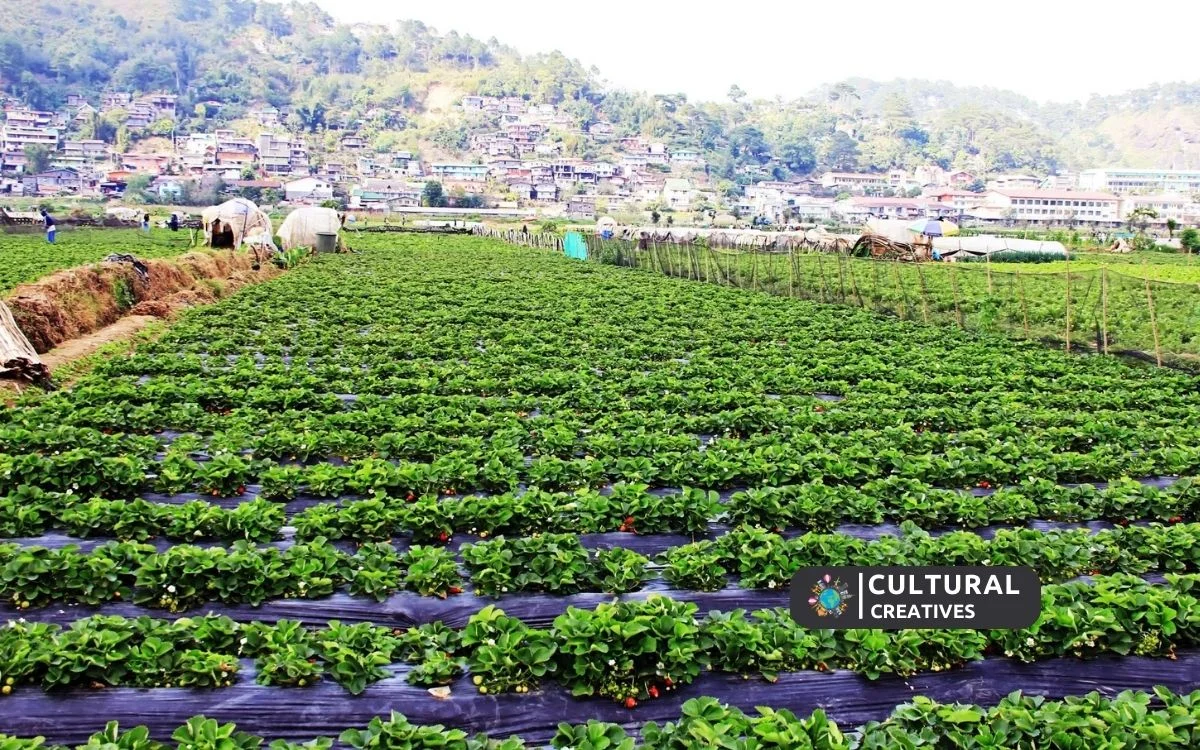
167, 213, 180, 231
40, 208, 56, 243
142, 213, 151, 233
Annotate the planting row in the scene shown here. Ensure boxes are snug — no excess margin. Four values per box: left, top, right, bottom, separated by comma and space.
8, 688, 1200, 750
0, 574, 1195, 699
8, 421, 1200, 499
4, 473, 1199, 546
5, 520, 1200, 610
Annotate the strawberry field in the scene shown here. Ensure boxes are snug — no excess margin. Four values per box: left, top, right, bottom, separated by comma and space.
0, 229, 194, 292
3, 234, 1200, 746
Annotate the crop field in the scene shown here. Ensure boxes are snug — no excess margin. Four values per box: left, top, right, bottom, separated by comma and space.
3, 235, 1200, 745
591, 238, 1200, 365
0, 229, 195, 292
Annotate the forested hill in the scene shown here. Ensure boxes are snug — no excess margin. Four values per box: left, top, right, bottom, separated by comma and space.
3, 0, 1200, 175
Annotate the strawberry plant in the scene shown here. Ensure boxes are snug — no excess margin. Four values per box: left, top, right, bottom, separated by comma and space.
660, 541, 728, 591
461, 605, 557, 694
551, 596, 703, 702
593, 547, 650, 594
401, 545, 462, 597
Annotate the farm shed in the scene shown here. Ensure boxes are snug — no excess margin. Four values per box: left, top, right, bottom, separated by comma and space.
933, 235, 1067, 258
201, 198, 274, 251
277, 206, 343, 251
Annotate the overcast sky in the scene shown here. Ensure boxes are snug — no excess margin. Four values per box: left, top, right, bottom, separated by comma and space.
311, 0, 1199, 103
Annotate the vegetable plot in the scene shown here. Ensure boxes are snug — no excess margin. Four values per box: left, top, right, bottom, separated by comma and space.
1, 235, 1200, 743
0, 229, 193, 292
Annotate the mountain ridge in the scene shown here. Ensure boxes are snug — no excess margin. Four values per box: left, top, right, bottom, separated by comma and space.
2, 0, 1199, 175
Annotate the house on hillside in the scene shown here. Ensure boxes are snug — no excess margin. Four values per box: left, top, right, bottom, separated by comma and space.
121, 154, 170, 174
663, 178, 694, 210
946, 170, 977, 188
987, 174, 1040, 191
151, 177, 188, 202
820, 171, 888, 193
284, 177, 334, 203
22, 167, 90, 196
588, 121, 615, 139
837, 196, 924, 221
72, 103, 98, 124
431, 163, 489, 181
567, 194, 596, 219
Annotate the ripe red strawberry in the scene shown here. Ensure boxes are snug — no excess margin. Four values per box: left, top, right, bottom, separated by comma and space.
437, 531, 450, 543
448, 586, 463, 595
624, 517, 635, 526
663, 677, 673, 687
648, 685, 659, 698
406, 492, 415, 501
1169, 516, 1183, 524
624, 697, 637, 709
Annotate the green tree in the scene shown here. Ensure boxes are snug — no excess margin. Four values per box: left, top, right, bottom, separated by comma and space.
421, 180, 446, 207
1165, 218, 1178, 238
1128, 206, 1158, 233
125, 173, 153, 201
819, 132, 859, 171
727, 84, 745, 104
23, 144, 51, 173
1178, 227, 1199, 254
650, 209, 661, 225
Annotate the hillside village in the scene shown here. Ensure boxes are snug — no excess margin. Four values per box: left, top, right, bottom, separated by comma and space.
3, 91, 1200, 230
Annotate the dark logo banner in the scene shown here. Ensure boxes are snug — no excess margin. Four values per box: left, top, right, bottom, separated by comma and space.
790, 566, 1041, 629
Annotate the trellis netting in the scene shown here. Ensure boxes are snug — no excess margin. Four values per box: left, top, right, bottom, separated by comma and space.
577, 236, 1200, 368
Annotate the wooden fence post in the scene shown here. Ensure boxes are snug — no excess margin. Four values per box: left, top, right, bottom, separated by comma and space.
1017, 270, 1030, 337
816, 253, 829, 303
1101, 268, 1109, 355
891, 262, 908, 320
1064, 260, 1072, 352
848, 257, 864, 307
949, 263, 964, 328
1145, 277, 1163, 366
915, 264, 930, 324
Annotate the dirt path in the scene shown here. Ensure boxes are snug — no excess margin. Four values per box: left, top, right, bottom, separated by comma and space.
41, 315, 159, 369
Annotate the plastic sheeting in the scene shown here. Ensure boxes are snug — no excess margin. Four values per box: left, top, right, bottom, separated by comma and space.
933, 235, 1068, 257
277, 207, 342, 252
201, 199, 274, 251
2, 652, 1198, 745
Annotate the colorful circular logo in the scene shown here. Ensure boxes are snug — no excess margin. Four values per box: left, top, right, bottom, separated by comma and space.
809, 574, 852, 617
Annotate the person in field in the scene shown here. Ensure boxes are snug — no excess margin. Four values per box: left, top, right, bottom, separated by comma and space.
167, 213, 180, 231
40, 208, 56, 243
142, 213, 151, 233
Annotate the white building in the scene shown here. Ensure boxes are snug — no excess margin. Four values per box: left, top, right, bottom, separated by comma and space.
1078, 168, 1200, 195
1119, 194, 1200, 224
1, 125, 58, 153
987, 174, 1041, 191
662, 178, 694, 210
284, 177, 333, 203
986, 189, 1120, 223
820, 171, 889, 193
